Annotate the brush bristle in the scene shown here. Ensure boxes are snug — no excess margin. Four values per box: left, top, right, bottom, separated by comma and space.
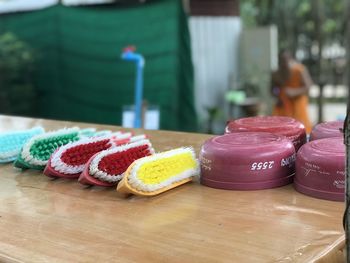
0, 127, 44, 163
17, 127, 83, 168
89, 139, 154, 183
50, 136, 114, 175
127, 147, 198, 193
49, 134, 147, 176
61, 140, 112, 165
30, 133, 80, 161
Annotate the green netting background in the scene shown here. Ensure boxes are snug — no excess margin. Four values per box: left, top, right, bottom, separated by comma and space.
0, 0, 198, 131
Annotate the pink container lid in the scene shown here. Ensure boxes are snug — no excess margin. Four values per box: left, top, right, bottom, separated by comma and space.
294, 137, 345, 201
225, 116, 306, 151
309, 120, 344, 141
200, 132, 296, 190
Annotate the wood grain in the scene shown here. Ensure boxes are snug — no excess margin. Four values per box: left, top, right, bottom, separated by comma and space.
0, 115, 345, 263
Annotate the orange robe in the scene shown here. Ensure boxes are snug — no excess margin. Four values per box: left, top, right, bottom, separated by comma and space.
273, 64, 312, 133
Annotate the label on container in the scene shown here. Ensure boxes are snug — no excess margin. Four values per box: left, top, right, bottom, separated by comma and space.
301, 162, 331, 177
333, 180, 345, 189
280, 154, 296, 168
200, 156, 212, 171
250, 161, 274, 171
301, 162, 345, 180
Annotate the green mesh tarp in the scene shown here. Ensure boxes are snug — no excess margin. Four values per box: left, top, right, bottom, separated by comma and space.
0, 0, 198, 131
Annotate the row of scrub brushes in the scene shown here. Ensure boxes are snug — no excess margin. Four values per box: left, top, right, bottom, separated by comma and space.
0, 127, 199, 196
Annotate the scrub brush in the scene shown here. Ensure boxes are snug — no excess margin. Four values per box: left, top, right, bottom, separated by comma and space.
14, 127, 101, 170
43, 133, 143, 179
79, 138, 154, 187
116, 147, 199, 196
0, 127, 45, 163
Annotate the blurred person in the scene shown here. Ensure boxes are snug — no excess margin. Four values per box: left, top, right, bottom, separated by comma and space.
271, 50, 313, 133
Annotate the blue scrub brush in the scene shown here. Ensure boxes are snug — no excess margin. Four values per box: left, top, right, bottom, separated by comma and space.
0, 127, 45, 163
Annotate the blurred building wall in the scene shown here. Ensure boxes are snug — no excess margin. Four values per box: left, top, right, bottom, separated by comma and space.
240, 26, 278, 114
188, 0, 241, 129
189, 17, 241, 119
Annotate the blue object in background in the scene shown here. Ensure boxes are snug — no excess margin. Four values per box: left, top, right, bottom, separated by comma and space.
121, 46, 145, 129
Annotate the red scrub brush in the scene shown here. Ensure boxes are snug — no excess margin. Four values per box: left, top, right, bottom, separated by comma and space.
78, 139, 154, 187
43, 133, 143, 179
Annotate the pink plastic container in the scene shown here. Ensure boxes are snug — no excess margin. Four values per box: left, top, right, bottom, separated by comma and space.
200, 132, 296, 190
294, 137, 345, 201
225, 116, 306, 151
309, 120, 343, 141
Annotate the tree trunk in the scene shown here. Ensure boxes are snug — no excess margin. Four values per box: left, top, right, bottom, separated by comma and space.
345, 106, 349, 262
345, 0, 350, 260
313, 0, 324, 123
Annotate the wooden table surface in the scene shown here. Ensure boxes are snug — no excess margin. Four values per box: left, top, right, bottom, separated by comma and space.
0, 115, 345, 263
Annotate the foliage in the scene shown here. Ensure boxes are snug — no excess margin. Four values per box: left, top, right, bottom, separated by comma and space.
0, 33, 35, 80
0, 32, 37, 114
241, 0, 346, 46
240, 0, 347, 84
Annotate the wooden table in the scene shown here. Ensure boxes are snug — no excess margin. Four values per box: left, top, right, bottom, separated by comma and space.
0, 115, 345, 263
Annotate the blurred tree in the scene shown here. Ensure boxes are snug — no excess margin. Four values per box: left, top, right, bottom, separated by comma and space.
0, 33, 37, 115
240, 0, 347, 85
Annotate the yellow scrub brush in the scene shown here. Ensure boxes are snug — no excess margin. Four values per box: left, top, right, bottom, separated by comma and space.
117, 147, 199, 196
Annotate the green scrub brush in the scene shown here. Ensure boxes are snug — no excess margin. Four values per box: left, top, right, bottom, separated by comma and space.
14, 127, 99, 170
